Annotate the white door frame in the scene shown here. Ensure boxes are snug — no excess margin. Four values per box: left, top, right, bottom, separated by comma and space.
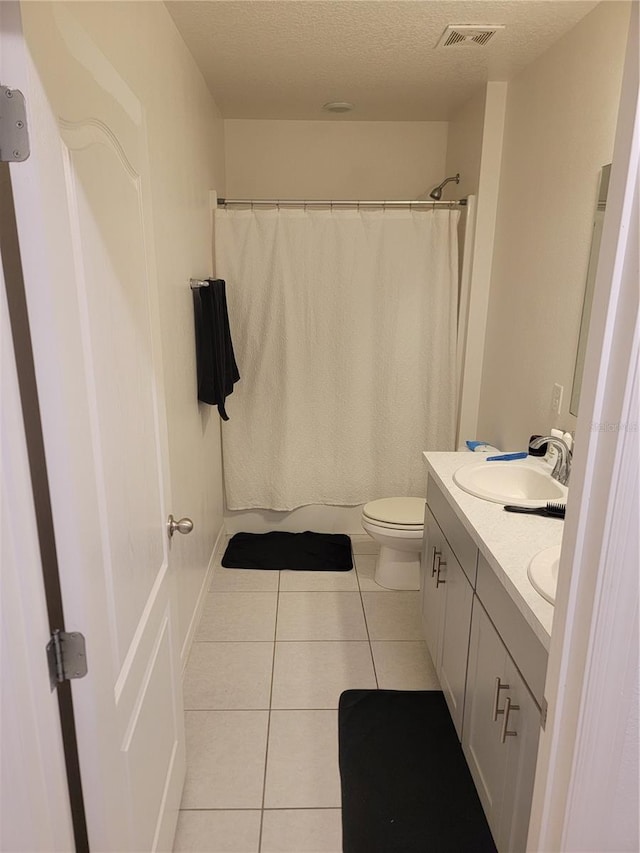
527, 5, 639, 850
1, 211, 75, 853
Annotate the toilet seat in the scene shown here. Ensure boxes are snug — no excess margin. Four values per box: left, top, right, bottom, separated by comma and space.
362, 497, 425, 530
361, 517, 423, 532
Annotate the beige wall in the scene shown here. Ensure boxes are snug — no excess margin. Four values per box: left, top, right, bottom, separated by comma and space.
59, 1, 227, 660
456, 83, 508, 446
445, 88, 486, 199
477, 2, 630, 450
224, 119, 448, 199
444, 85, 488, 300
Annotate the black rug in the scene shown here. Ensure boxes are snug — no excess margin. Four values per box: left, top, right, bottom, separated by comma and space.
339, 690, 497, 853
221, 531, 353, 571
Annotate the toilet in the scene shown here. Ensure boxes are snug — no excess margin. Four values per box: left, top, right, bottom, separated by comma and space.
361, 497, 426, 590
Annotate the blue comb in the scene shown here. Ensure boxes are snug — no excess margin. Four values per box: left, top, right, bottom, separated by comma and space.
485, 452, 528, 462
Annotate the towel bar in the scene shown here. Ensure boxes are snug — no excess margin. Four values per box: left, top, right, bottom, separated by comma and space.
190, 278, 210, 289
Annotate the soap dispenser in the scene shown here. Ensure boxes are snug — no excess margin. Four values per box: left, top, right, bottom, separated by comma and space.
562, 432, 574, 453
547, 428, 564, 467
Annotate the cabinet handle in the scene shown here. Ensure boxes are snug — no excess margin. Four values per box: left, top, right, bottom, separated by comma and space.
436, 559, 447, 587
492, 677, 510, 721
500, 696, 520, 743
431, 547, 442, 578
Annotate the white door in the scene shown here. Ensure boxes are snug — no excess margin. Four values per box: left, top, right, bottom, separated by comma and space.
2, 4, 185, 850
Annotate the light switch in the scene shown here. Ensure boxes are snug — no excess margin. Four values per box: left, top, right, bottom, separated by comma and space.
551, 383, 564, 415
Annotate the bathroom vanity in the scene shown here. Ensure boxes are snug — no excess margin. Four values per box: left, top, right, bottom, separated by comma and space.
421, 452, 559, 853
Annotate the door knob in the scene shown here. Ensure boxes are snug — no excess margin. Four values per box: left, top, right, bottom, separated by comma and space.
167, 515, 194, 538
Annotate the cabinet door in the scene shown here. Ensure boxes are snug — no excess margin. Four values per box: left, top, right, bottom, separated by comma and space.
464, 599, 542, 853
437, 547, 473, 737
462, 599, 509, 845
498, 659, 541, 852
421, 508, 444, 664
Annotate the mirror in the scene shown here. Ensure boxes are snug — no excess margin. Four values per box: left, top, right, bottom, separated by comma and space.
570, 164, 611, 416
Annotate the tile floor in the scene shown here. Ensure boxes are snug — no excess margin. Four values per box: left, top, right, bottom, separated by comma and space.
173, 534, 440, 853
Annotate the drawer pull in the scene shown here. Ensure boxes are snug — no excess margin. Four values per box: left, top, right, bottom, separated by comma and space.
492, 677, 510, 721
500, 696, 520, 743
431, 547, 442, 578
436, 559, 447, 587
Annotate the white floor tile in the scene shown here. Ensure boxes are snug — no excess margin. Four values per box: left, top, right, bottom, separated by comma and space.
172, 810, 261, 852
261, 809, 342, 853
196, 592, 277, 642
271, 642, 376, 709
361, 591, 423, 640
350, 534, 379, 555
179, 533, 441, 848
210, 566, 280, 592
354, 554, 389, 591
264, 711, 341, 808
371, 641, 440, 690
183, 642, 274, 709
279, 569, 358, 591
276, 592, 367, 641
181, 711, 268, 808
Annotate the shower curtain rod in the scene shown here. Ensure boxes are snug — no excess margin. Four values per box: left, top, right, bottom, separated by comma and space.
217, 197, 467, 208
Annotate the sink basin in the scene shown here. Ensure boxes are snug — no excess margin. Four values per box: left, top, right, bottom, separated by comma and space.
528, 545, 561, 604
453, 461, 568, 507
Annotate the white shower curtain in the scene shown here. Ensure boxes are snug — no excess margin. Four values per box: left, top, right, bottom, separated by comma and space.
215, 207, 459, 511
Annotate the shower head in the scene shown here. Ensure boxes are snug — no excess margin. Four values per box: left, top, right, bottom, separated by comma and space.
429, 173, 460, 201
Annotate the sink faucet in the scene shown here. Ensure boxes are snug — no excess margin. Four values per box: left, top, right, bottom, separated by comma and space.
530, 435, 572, 486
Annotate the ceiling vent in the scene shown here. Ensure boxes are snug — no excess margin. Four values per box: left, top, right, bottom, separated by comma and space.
435, 25, 505, 49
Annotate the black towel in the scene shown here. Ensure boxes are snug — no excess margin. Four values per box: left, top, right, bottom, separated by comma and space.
193, 279, 240, 420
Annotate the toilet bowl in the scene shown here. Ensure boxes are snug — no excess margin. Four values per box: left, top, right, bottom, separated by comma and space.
361, 497, 426, 590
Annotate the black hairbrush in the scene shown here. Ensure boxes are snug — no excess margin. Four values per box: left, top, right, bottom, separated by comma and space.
503, 502, 565, 519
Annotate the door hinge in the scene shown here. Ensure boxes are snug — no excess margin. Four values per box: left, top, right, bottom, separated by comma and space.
47, 629, 88, 691
0, 86, 30, 162
540, 696, 549, 730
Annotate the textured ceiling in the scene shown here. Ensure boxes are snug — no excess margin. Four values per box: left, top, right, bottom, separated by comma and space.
166, 0, 599, 120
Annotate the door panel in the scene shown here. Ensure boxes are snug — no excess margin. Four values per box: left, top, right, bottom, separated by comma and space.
124, 609, 180, 852
4, 3, 185, 849
438, 549, 473, 737
462, 599, 508, 840
500, 660, 540, 852
61, 122, 166, 662
422, 508, 443, 662
463, 599, 541, 852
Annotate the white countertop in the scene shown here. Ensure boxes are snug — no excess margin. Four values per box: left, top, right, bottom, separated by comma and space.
423, 451, 559, 650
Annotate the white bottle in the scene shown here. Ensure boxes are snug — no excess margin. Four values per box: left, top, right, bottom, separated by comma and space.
547, 428, 564, 467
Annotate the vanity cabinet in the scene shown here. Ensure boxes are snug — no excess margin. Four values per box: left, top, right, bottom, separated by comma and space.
420, 473, 548, 853
421, 507, 473, 737
463, 599, 541, 852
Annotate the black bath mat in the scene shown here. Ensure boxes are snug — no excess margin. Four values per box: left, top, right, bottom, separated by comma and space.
221, 531, 353, 570
339, 690, 497, 853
